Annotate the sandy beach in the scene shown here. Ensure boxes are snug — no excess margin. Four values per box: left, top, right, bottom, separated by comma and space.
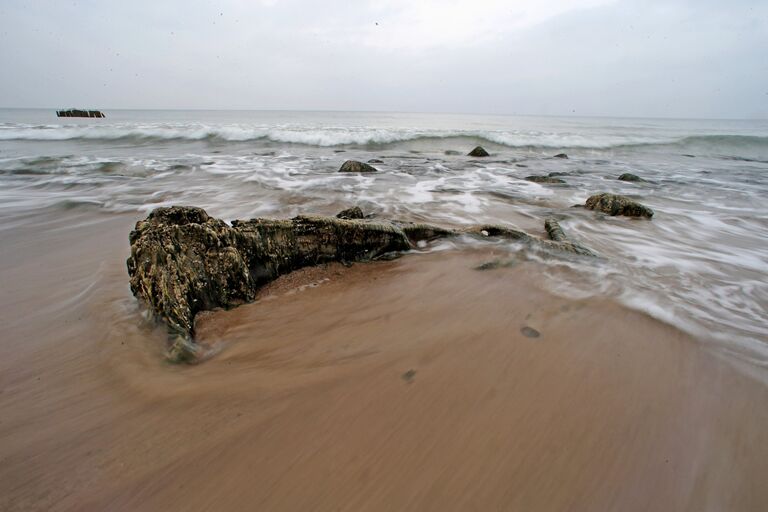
1, 209, 767, 511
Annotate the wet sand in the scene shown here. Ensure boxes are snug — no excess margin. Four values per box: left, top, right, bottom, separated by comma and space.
1, 210, 767, 511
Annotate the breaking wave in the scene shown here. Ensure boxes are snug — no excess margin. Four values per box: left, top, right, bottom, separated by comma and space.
2, 122, 768, 152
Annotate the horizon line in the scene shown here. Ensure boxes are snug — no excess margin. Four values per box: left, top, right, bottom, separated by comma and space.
0, 106, 765, 122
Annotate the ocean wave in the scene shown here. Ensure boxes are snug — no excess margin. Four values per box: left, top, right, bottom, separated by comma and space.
2, 123, 768, 151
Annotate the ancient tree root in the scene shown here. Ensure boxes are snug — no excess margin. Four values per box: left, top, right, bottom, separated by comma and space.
127, 206, 594, 362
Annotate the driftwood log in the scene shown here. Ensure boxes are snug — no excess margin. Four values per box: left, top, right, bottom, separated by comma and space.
127, 206, 593, 362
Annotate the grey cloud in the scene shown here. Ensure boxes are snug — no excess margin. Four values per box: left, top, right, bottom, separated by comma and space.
0, 0, 765, 118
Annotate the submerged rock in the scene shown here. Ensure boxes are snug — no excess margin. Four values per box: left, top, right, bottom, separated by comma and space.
339, 160, 378, 173
544, 218, 567, 242
553, 153, 568, 159
618, 173, 645, 182
367, 158, 384, 164
542, 218, 596, 256
336, 206, 365, 219
525, 175, 566, 184
584, 193, 654, 218
474, 260, 505, 271
468, 146, 490, 157
128, 207, 596, 362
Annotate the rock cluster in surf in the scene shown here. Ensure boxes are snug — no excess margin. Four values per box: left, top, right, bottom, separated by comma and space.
125, 145, 666, 362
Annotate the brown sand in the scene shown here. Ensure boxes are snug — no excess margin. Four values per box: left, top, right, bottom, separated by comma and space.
1, 210, 767, 511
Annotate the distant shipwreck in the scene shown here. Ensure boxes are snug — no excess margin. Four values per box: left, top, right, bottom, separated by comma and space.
56, 109, 105, 118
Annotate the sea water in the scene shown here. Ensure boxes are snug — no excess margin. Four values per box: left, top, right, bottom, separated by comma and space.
1, 108, 766, 369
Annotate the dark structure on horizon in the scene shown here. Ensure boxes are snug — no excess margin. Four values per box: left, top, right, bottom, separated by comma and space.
56, 109, 105, 118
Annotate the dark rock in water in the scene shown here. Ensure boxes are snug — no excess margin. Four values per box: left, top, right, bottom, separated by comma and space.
585, 193, 654, 218
402, 369, 417, 383
553, 153, 568, 159
127, 207, 597, 362
520, 326, 541, 338
444, 150, 461, 156
515, 164, 528, 168
367, 158, 384, 164
468, 146, 490, 157
682, 154, 696, 158
336, 206, 365, 219
56, 108, 105, 118
525, 175, 566, 184
333, 149, 346, 153
617, 173, 645, 182
543, 218, 596, 256
548, 171, 568, 177
544, 218, 567, 242
339, 160, 378, 173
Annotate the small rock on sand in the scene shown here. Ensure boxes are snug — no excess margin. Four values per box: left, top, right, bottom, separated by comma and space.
521, 326, 541, 338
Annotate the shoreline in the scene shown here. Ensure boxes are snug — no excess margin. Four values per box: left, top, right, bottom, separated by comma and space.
1, 209, 767, 510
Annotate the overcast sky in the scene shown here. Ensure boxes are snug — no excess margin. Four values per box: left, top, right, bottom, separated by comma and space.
1, 0, 766, 118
